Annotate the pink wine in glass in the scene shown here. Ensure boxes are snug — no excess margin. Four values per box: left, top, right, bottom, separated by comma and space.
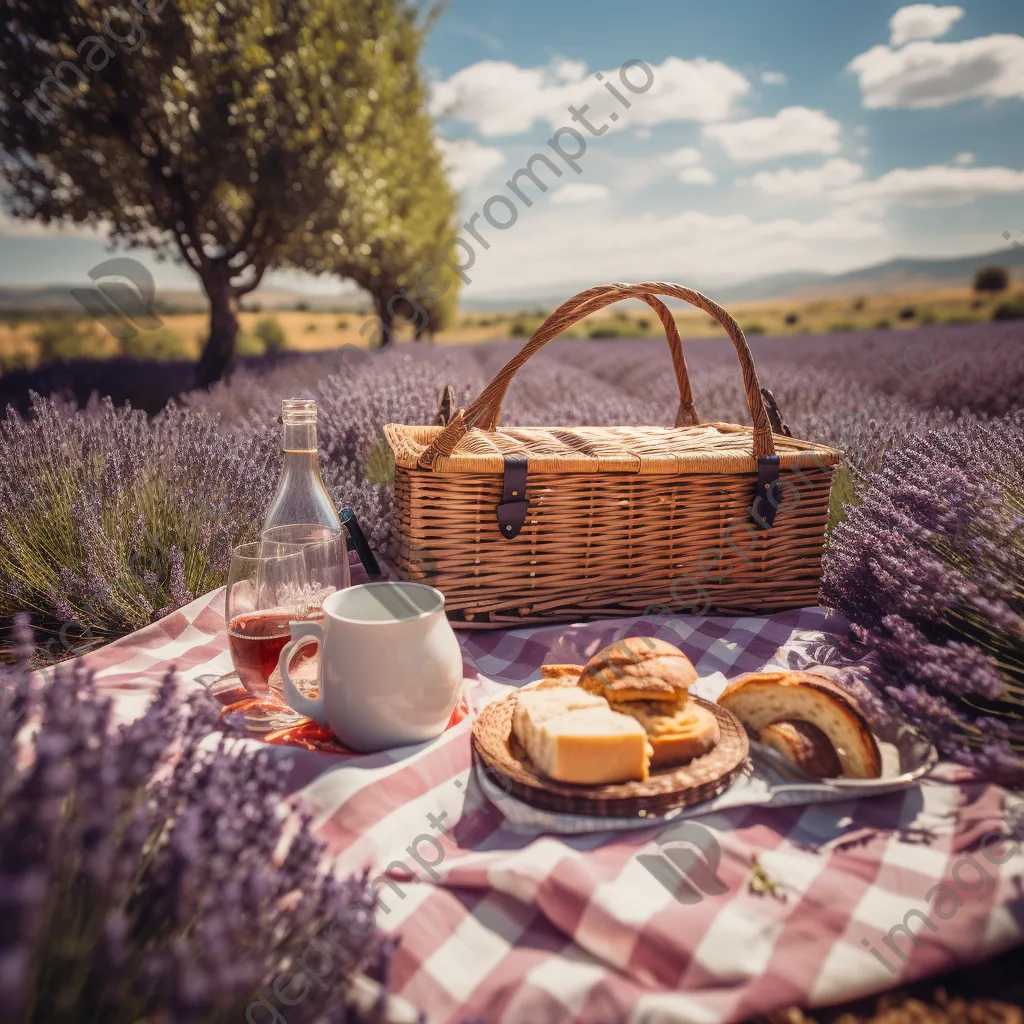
228, 610, 294, 697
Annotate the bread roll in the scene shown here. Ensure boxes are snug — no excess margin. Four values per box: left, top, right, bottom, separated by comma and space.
758, 720, 842, 778
578, 637, 697, 704
718, 670, 881, 779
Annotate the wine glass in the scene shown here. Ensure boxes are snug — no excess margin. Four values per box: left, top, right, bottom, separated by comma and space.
250, 525, 349, 732
260, 524, 349, 623
225, 541, 309, 701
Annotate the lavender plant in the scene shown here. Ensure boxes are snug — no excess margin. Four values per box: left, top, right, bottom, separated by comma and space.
822, 413, 1024, 779
0, 614, 398, 1024
0, 394, 280, 644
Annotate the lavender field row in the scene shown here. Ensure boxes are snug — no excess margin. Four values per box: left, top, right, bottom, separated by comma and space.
1, 322, 1022, 774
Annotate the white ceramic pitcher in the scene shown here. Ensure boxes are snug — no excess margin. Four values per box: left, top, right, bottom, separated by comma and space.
276, 582, 463, 753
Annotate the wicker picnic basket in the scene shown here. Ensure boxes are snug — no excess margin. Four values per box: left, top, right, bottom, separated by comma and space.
383, 282, 842, 628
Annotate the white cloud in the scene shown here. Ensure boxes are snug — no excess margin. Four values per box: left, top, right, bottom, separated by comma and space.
954, 151, 974, 165
663, 147, 703, 168
634, 127, 652, 140
890, 4, 964, 47
550, 182, 612, 204
703, 106, 842, 163
849, 34, 1024, 109
678, 167, 717, 185
457, 203, 888, 299
435, 138, 505, 191
430, 56, 750, 137
746, 158, 865, 196
761, 71, 787, 86
839, 163, 1024, 206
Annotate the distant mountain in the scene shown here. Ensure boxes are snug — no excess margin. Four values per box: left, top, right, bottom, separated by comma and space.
3, 244, 1022, 314
715, 245, 1024, 303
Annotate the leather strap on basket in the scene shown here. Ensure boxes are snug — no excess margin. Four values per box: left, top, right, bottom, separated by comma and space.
417, 282, 776, 469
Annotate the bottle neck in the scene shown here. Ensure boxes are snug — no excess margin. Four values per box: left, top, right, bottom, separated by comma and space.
283, 420, 317, 453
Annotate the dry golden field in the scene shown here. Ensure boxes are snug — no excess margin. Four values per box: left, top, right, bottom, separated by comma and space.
1, 284, 1021, 371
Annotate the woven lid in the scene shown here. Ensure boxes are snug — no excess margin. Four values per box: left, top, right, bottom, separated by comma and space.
384, 421, 841, 475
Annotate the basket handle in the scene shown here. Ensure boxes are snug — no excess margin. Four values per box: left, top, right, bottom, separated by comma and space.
417, 282, 776, 469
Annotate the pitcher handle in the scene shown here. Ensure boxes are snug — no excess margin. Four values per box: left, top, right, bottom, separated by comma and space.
278, 620, 328, 726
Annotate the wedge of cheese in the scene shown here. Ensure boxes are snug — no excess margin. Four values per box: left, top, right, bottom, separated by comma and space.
512, 686, 606, 751
513, 687, 651, 785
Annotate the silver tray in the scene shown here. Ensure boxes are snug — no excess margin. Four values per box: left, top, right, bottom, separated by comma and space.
749, 719, 938, 796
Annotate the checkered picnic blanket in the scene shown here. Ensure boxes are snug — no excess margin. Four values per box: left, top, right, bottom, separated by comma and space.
79, 588, 1024, 1024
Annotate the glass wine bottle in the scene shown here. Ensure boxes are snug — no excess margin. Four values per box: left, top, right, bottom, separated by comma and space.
262, 399, 343, 535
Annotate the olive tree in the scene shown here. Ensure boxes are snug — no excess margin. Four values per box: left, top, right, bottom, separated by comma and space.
0, 0, 428, 384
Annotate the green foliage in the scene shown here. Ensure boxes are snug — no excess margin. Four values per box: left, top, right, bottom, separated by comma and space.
828, 322, 857, 332
874, 319, 892, 330
118, 327, 190, 361
0, 0, 436, 383
253, 316, 287, 353
973, 265, 1010, 294
588, 325, 627, 338
510, 320, 531, 337
742, 323, 766, 335
992, 297, 1024, 321
362, 436, 396, 486
636, 317, 651, 331
294, 6, 460, 341
234, 332, 265, 357
336, 318, 350, 329
31, 318, 101, 363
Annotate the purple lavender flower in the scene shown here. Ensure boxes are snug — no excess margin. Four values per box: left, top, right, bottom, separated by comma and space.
823, 413, 1024, 780
0, 619, 399, 1023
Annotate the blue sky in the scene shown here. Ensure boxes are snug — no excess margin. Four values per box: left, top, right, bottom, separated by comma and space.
2, 1, 1023, 300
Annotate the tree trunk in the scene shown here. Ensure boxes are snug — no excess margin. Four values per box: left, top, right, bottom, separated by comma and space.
195, 278, 239, 387
373, 289, 396, 350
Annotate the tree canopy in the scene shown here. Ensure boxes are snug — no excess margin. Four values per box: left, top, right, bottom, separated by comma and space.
288, 9, 459, 344
0, 0, 442, 383
973, 265, 1010, 295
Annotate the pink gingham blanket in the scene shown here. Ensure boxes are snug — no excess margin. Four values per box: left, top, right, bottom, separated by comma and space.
79, 588, 1024, 1024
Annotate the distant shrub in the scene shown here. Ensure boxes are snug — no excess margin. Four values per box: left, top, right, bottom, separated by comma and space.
304, 322, 318, 333
588, 327, 624, 339
942, 315, 981, 326
636, 317, 651, 331
920, 311, 937, 326
253, 315, 287, 353
118, 327, 190, 361
336, 317, 351, 329
828, 322, 858, 333
873, 319, 892, 330
992, 298, 1024, 321
0, 348, 30, 372
784, 312, 800, 326
852, 297, 867, 311
971, 298, 985, 310
973, 265, 1009, 294
243, 300, 263, 313
509, 320, 530, 337
234, 331, 265, 357
613, 310, 630, 323
32, 318, 101, 363
295, 301, 310, 312
742, 323, 766, 335
897, 306, 917, 321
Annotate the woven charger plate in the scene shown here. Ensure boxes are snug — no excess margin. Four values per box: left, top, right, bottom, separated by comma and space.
472, 691, 749, 817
